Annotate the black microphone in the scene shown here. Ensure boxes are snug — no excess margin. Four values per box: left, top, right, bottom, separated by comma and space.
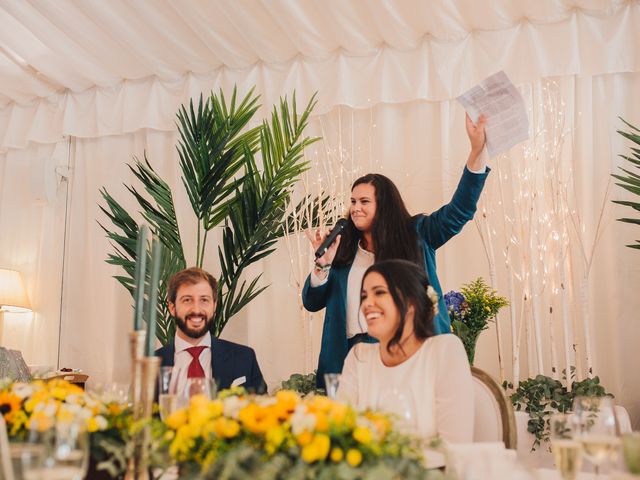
314, 218, 348, 258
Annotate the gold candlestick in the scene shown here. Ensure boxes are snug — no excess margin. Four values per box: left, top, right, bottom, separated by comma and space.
125, 330, 148, 480
137, 356, 161, 480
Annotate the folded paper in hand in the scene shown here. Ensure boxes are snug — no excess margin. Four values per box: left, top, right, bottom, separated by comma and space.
457, 71, 530, 158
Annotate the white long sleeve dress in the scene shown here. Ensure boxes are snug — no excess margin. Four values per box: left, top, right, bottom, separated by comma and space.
337, 333, 474, 443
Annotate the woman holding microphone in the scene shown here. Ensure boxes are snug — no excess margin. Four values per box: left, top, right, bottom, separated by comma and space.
303, 114, 489, 388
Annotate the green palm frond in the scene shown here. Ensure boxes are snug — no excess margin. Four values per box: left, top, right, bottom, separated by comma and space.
613, 117, 640, 250
100, 88, 321, 344
212, 93, 320, 335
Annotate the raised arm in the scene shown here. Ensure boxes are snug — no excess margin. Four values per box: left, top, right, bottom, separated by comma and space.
416, 114, 490, 249
466, 113, 487, 172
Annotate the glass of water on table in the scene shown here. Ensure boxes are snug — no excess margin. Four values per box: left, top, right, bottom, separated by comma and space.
158, 366, 178, 421
550, 413, 582, 480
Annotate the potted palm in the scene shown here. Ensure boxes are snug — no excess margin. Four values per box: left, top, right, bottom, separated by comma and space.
99, 88, 321, 343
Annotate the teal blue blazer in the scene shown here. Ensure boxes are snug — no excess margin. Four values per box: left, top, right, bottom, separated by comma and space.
302, 167, 490, 386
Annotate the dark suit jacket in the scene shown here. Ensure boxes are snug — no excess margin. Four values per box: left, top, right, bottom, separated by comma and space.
155, 335, 267, 394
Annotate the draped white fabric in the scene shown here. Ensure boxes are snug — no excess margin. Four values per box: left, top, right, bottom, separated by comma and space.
1, 0, 639, 149
0, 1, 639, 429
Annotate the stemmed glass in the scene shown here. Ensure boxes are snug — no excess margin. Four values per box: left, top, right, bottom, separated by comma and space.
550, 413, 583, 480
180, 376, 217, 407
158, 366, 178, 421
21, 417, 89, 480
572, 396, 620, 477
376, 387, 417, 435
323, 373, 341, 400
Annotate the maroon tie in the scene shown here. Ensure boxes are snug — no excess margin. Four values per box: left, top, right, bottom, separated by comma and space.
186, 346, 207, 378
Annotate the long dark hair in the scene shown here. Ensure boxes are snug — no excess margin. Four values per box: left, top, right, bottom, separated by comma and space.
362, 260, 435, 354
333, 173, 420, 266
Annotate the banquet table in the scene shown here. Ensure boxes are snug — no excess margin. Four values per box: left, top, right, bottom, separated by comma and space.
535, 469, 637, 479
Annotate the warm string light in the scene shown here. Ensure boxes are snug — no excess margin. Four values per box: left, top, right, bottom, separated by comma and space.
281, 106, 381, 373
476, 79, 600, 387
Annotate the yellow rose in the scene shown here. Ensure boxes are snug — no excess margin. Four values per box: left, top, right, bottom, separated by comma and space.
301, 433, 330, 463
87, 417, 99, 433
214, 417, 240, 438
313, 433, 331, 460
314, 412, 329, 432
330, 447, 344, 463
296, 430, 313, 446
353, 426, 373, 445
166, 409, 188, 430
189, 394, 210, 412
275, 390, 299, 416
346, 448, 363, 467
207, 400, 224, 418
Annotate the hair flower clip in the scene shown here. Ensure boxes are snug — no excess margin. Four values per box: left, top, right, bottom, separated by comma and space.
426, 285, 439, 315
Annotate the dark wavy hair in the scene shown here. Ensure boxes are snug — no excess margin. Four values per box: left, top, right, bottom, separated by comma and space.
333, 173, 421, 266
361, 259, 435, 354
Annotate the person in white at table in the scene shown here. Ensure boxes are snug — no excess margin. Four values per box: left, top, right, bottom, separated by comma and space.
338, 259, 474, 443
155, 267, 266, 394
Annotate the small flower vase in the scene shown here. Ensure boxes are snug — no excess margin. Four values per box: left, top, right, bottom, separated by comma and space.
462, 331, 481, 365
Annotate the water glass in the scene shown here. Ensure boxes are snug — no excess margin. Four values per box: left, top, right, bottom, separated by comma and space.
181, 377, 216, 406
21, 419, 89, 480
376, 387, 417, 435
550, 413, 583, 480
158, 366, 178, 421
572, 396, 620, 477
622, 432, 640, 474
323, 373, 341, 399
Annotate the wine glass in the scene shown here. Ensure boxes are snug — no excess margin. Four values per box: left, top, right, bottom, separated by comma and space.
572, 396, 620, 477
158, 366, 178, 421
550, 413, 583, 480
180, 377, 216, 407
376, 387, 417, 435
21, 417, 89, 480
323, 373, 341, 400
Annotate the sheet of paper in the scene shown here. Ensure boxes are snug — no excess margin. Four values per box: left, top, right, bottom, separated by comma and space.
457, 71, 529, 158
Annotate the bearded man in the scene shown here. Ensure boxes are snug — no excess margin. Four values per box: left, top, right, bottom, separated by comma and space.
155, 267, 266, 394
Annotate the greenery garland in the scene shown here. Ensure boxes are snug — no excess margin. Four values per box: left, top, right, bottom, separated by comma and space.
503, 368, 610, 451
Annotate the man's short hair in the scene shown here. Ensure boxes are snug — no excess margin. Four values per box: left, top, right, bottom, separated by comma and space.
167, 267, 218, 304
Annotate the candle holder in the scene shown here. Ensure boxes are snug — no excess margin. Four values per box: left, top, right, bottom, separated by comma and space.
125, 330, 148, 480
138, 356, 161, 480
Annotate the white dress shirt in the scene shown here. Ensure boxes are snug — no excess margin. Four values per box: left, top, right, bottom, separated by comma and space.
172, 333, 212, 396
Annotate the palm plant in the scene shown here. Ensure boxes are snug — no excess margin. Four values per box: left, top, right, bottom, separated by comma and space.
99, 88, 321, 344
613, 118, 640, 250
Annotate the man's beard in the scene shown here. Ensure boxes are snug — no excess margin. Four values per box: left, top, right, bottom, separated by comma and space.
175, 312, 213, 339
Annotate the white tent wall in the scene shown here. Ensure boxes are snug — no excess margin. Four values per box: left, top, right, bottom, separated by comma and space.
3, 72, 639, 427
0, 0, 639, 429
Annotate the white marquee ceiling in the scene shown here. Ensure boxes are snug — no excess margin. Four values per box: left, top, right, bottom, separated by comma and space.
0, 0, 638, 148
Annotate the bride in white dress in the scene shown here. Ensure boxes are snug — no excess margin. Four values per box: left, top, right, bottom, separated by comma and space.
337, 259, 474, 443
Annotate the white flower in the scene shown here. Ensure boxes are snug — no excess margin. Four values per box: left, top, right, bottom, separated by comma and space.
290, 405, 316, 435
222, 396, 249, 419
93, 415, 108, 430
426, 285, 439, 315
12, 382, 35, 399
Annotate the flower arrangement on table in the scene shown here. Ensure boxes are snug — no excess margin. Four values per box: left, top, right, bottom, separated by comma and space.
159, 388, 432, 479
0, 378, 115, 439
445, 278, 509, 365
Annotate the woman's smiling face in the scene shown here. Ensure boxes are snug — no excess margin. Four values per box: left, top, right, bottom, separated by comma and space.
350, 183, 377, 233
360, 271, 400, 342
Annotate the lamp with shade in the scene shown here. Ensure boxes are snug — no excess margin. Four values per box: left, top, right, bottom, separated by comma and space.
0, 268, 32, 343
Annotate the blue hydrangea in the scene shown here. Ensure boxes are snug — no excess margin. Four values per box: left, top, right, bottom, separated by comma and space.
444, 291, 467, 318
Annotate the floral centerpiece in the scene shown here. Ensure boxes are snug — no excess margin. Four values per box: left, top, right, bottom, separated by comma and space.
160, 388, 432, 479
444, 278, 509, 364
0, 378, 114, 438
